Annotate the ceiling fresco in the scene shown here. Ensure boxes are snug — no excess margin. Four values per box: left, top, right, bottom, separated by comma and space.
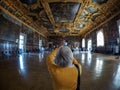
0, 0, 120, 37
49, 2, 80, 22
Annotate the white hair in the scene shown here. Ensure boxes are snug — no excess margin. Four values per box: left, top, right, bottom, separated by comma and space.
54, 46, 73, 67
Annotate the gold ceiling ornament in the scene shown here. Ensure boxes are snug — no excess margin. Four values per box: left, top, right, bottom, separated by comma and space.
0, 0, 120, 37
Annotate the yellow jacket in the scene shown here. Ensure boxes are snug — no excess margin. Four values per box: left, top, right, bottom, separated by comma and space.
46, 48, 82, 90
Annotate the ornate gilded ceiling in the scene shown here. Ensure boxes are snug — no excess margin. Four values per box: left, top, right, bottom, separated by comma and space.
0, 0, 120, 37
49, 2, 80, 23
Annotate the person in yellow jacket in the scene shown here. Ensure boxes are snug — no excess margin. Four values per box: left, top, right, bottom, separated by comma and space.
46, 46, 82, 90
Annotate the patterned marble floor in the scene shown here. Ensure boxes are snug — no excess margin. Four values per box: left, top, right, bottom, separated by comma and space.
0, 51, 120, 90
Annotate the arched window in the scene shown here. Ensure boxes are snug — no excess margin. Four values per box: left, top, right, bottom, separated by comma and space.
82, 38, 85, 48
19, 33, 26, 52
87, 39, 92, 51
117, 19, 120, 36
39, 40, 42, 49
119, 25, 120, 37
97, 29, 104, 47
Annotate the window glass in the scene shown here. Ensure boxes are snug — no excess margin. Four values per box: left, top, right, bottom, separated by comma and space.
82, 38, 85, 48
97, 30, 104, 47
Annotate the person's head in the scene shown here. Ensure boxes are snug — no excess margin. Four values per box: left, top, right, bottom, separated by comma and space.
59, 39, 66, 46
54, 46, 73, 67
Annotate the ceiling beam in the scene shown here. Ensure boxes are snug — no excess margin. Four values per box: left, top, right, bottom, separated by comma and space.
41, 0, 55, 25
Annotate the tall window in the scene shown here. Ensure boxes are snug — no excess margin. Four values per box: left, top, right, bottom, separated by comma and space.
82, 38, 85, 48
19, 33, 26, 52
119, 25, 120, 33
19, 35, 24, 50
117, 19, 120, 35
87, 39, 92, 51
97, 29, 104, 47
39, 40, 42, 49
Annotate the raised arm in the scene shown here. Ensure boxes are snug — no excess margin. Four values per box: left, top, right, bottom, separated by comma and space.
46, 48, 58, 69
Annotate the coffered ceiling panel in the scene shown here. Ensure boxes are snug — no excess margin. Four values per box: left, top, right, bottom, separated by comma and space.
0, 0, 120, 37
49, 2, 80, 22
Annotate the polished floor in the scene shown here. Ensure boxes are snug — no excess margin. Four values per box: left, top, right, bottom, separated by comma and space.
0, 51, 120, 90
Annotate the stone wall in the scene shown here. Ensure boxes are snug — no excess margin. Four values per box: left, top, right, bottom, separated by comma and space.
0, 15, 19, 56
85, 14, 120, 54
0, 14, 47, 55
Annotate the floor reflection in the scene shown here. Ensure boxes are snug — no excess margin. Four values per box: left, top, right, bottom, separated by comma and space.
19, 55, 24, 71
39, 53, 44, 62
18, 54, 26, 76
113, 63, 120, 89
94, 58, 104, 79
81, 53, 85, 64
0, 51, 120, 90
87, 52, 92, 67
73, 51, 120, 90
